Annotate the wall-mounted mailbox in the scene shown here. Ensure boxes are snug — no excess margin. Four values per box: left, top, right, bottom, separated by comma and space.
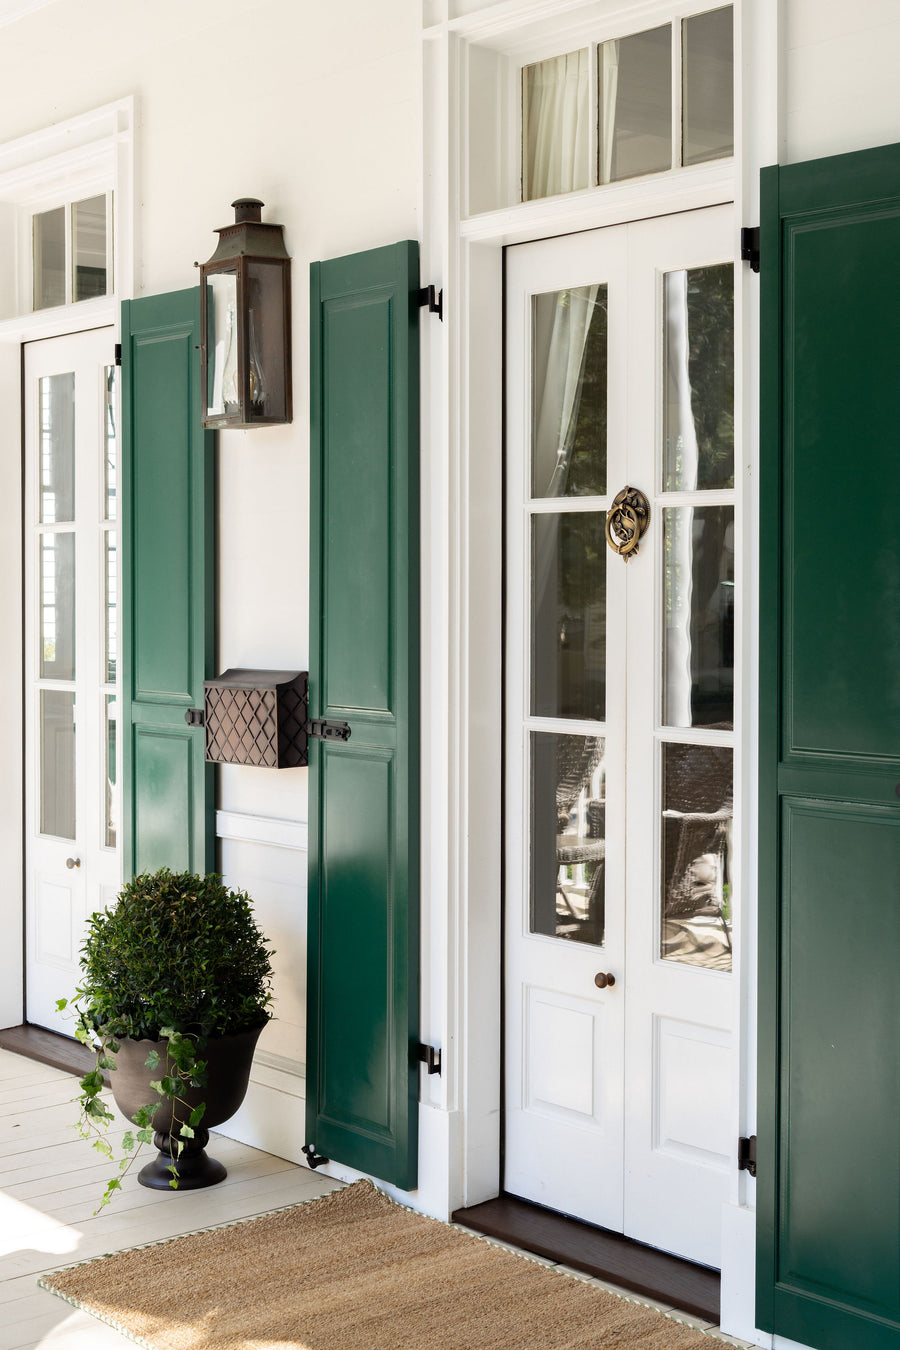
203, 669, 309, 768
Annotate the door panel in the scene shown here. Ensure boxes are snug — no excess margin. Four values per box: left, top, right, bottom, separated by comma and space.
505, 206, 736, 1267
758, 142, 900, 1350
24, 329, 119, 1033
505, 224, 628, 1231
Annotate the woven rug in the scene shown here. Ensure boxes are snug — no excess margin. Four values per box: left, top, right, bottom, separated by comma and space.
40, 1179, 716, 1350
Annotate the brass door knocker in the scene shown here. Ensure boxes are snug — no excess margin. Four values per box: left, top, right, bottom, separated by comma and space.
605, 485, 651, 559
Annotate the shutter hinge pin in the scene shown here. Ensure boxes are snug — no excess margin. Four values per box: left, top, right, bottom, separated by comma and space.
740, 227, 760, 274
114, 343, 122, 366
306, 718, 351, 742
738, 1134, 757, 1177
418, 284, 443, 321
418, 1043, 442, 1075
184, 707, 205, 727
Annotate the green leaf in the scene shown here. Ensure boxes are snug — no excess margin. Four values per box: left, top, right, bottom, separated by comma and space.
148, 1080, 164, 1095
188, 1102, 206, 1128
79, 1070, 103, 1094
169, 1178, 179, 1189
136, 1128, 155, 1144
121, 1131, 135, 1151
144, 1049, 160, 1070
132, 1105, 154, 1128
55, 998, 68, 1011
179, 1124, 195, 1139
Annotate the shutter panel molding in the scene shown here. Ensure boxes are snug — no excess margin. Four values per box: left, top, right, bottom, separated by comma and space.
758, 142, 900, 1350
121, 288, 215, 878
306, 240, 420, 1191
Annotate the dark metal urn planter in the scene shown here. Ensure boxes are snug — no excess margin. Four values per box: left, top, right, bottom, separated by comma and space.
111, 1025, 265, 1190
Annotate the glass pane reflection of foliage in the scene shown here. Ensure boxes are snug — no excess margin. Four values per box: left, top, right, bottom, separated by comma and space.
531, 286, 607, 498
661, 743, 732, 971
531, 732, 606, 947
663, 506, 734, 729
532, 513, 606, 720
664, 263, 734, 492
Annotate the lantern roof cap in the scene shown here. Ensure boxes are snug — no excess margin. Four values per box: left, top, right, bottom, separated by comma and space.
201, 198, 290, 267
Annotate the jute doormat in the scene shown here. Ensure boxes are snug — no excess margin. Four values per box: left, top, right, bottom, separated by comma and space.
40, 1179, 718, 1350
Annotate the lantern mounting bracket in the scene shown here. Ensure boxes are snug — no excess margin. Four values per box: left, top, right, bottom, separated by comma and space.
418, 284, 443, 321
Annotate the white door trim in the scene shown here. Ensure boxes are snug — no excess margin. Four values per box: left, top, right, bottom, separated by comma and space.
418, 5, 779, 1294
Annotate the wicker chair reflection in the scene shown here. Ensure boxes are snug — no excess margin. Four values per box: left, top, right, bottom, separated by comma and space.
555, 737, 605, 942
662, 746, 732, 955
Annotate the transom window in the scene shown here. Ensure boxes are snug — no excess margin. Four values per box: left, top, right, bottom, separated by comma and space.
33, 192, 112, 311
522, 5, 733, 202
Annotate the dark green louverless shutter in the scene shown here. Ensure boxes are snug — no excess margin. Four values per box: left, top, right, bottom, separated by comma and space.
121, 289, 214, 878
306, 241, 420, 1190
758, 142, 900, 1350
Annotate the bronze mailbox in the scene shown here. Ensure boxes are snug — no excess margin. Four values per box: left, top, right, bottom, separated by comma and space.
202, 669, 308, 768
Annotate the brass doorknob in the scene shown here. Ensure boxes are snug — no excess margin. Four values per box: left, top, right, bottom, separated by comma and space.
65, 857, 81, 869
594, 972, 616, 989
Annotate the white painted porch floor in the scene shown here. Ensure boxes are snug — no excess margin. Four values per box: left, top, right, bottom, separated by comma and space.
0, 1048, 754, 1349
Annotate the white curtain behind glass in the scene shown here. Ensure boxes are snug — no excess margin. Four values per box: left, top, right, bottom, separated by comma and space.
532, 286, 600, 498
523, 50, 590, 201
664, 270, 699, 727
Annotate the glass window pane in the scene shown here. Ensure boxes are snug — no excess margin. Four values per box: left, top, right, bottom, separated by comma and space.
661, 743, 732, 970
532, 286, 607, 498
664, 263, 734, 491
105, 694, 117, 849
683, 7, 734, 166
663, 506, 734, 729
531, 732, 606, 947
105, 531, 117, 683
40, 532, 75, 681
39, 373, 75, 523
41, 690, 75, 839
599, 26, 672, 184
247, 260, 287, 422
523, 49, 591, 201
532, 512, 606, 720
104, 364, 117, 521
33, 207, 66, 310
72, 194, 108, 301
205, 271, 238, 418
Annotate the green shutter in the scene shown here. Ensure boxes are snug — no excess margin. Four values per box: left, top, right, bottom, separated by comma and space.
306, 241, 420, 1190
758, 142, 900, 1350
121, 289, 214, 878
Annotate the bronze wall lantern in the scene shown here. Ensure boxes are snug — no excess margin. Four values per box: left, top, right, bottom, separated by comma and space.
199, 198, 292, 429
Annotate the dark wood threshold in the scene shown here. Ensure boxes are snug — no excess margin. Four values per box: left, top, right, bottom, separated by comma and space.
0, 1023, 95, 1079
452, 1193, 720, 1324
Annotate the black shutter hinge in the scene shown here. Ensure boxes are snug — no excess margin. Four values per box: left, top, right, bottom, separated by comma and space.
302, 1143, 329, 1169
740, 227, 760, 274
418, 1043, 442, 1075
418, 285, 443, 321
114, 343, 122, 366
184, 707, 205, 727
738, 1135, 757, 1177
307, 718, 352, 742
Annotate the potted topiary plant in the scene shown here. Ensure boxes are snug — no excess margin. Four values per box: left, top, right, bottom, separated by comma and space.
59, 868, 275, 1209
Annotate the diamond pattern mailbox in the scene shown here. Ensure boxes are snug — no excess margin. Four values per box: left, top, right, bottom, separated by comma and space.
203, 669, 308, 768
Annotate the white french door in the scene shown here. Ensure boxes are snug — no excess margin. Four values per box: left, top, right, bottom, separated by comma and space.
24, 328, 121, 1035
504, 205, 738, 1269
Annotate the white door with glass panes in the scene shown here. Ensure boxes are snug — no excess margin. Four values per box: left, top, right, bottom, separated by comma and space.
24, 328, 121, 1035
504, 206, 737, 1268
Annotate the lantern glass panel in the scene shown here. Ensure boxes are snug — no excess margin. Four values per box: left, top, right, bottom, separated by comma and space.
205, 270, 239, 420
246, 260, 287, 422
